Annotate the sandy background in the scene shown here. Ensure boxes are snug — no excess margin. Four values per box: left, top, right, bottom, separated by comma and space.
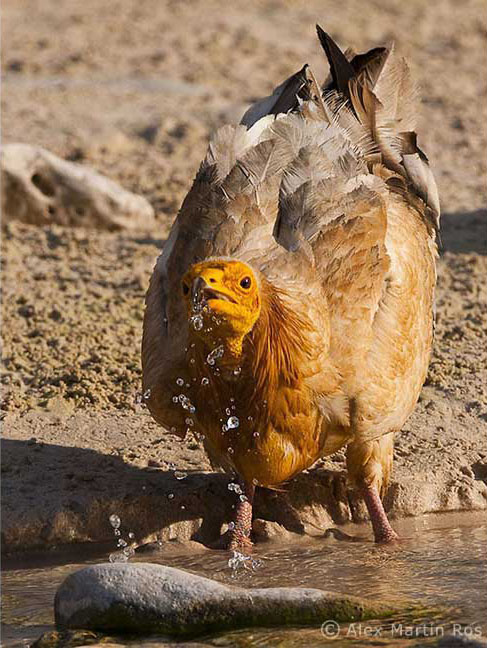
1, 0, 487, 552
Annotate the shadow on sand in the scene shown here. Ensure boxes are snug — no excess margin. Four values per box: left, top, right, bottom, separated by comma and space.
2, 437, 352, 557
439, 209, 486, 255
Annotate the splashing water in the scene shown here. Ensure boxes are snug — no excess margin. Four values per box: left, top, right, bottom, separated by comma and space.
143, 389, 151, 400
226, 416, 239, 429
177, 394, 196, 413
207, 345, 224, 366
108, 515, 136, 563
190, 314, 204, 331
227, 551, 262, 576
174, 470, 187, 480
109, 514, 121, 530
228, 482, 243, 495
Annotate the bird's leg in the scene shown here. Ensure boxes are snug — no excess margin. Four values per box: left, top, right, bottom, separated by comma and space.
228, 480, 255, 551
362, 484, 399, 544
208, 480, 255, 552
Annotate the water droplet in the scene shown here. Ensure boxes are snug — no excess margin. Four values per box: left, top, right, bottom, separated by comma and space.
227, 550, 261, 574
190, 358, 195, 364
227, 447, 234, 454
185, 418, 194, 426
174, 470, 187, 480
178, 394, 195, 412
143, 388, 151, 400
117, 538, 127, 547
230, 398, 235, 403
190, 314, 204, 331
233, 367, 241, 376
168, 493, 174, 499
201, 377, 209, 386
225, 408, 231, 416
207, 344, 224, 366
222, 424, 228, 432
128, 532, 135, 539
228, 521, 235, 530
240, 494, 248, 502
227, 416, 239, 429
176, 378, 184, 386
109, 514, 121, 530
170, 426, 177, 433
172, 396, 179, 403
180, 505, 186, 510
253, 431, 260, 437
247, 415, 253, 422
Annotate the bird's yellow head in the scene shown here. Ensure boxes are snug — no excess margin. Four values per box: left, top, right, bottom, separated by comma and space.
182, 260, 261, 356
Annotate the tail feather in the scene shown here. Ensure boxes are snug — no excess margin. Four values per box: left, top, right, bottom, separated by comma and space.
316, 26, 355, 96
317, 27, 440, 228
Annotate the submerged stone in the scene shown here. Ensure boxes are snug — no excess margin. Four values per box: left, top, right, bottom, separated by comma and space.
55, 563, 404, 637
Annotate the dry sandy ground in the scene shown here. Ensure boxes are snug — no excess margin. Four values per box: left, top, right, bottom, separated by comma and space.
1, 0, 487, 553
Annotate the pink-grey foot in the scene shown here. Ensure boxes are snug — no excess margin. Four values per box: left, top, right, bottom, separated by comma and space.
207, 481, 255, 551
362, 484, 399, 543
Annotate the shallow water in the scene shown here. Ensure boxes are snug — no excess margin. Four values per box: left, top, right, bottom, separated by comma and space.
2, 512, 486, 647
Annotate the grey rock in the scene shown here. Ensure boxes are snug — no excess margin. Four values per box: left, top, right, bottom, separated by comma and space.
1, 143, 155, 230
55, 562, 399, 637
436, 635, 487, 647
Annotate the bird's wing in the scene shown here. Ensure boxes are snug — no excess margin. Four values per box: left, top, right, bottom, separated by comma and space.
271, 31, 439, 440
317, 26, 440, 230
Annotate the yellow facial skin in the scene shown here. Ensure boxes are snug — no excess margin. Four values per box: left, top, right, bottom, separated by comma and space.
182, 260, 261, 353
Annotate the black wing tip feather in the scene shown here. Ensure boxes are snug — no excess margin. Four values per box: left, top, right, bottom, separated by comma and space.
271, 65, 310, 116
315, 25, 355, 96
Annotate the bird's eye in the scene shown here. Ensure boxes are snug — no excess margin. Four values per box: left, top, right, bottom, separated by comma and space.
182, 282, 189, 295
240, 276, 252, 290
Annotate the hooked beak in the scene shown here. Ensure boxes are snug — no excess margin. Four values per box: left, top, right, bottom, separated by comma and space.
191, 277, 236, 305
191, 277, 207, 304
